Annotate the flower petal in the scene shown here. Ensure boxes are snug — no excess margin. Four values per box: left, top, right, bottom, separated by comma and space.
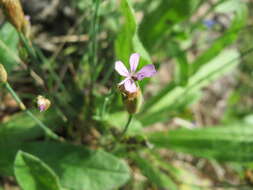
115, 61, 130, 77
130, 53, 140, 73
39, 105, 46, 112
124, 79, 137, 93
135, 64, 156, 80
118, 77, 129, 85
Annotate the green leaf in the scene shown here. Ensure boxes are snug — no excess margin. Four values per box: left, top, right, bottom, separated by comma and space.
215, 0, 244, 13
14, 151, 62, 190
115, 0, 151, 69
172, 42, 189, 86
0, 109, 63, 176
190, 0, 247, 75
139, 49, 240, 125
131, 154, 177, 190
0, 109, 63, 144
139, 90, 201, 126
147, 151, 207, 190
0, 23, 20, 72
139, 0, 202, 50
0, 142, 131, 190
148, 124, 253, 162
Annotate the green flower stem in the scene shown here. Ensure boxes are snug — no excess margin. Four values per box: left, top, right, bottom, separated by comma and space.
120, 114, 133, 138
4, 82, 60, 140
25, 110, 59, 140
5, 82, 26, 110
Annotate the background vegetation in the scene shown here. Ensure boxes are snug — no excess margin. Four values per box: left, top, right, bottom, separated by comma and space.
1, 0, 253, 189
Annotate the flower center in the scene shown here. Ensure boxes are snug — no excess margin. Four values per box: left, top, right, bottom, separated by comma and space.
131, 75, 138, 81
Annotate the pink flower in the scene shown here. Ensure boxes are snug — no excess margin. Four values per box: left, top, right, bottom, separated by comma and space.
37, 95, 51, 112
115, 53, 156, 93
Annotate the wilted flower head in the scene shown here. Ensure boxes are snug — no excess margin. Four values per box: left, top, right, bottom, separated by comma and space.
0, 0, 30, 37
37, 95, 51, 112
115, 53, 156, 93
123, 88, 143, 114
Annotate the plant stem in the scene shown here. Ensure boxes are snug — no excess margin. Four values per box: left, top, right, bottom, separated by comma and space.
120, 114, 133, 138
87, 0, 101, 120
25, 110, 59, 140
4, 82, 60, 140
90, 0, 101, 77
5, 83, 26, 110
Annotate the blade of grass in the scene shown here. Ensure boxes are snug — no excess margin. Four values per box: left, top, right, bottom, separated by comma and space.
86, 0, 101, 121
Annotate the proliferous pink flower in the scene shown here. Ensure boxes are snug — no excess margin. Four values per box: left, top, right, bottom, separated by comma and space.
115, 53, 156, 93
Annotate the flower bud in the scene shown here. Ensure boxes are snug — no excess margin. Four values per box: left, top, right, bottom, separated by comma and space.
37, 95, 51, 112
119, 86, 143, 114
0, 0, 30, 37
0, 64, 7, 83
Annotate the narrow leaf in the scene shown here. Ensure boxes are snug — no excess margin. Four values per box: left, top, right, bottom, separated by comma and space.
115, 0, 152, 70
148, 124, 253, 162
131, 154, 177, 190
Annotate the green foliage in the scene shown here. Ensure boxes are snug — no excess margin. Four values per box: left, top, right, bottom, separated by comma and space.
14, 151, 62, 190
215, 0, 245, 13
174, 43, 189, 86
115, 0, 151, 69
148, 124, 253, 162
0, 23, 19, 72
0, 142, 130, 190
0, 109, 62, 144
190, 0, 247, 75
132, 153, 177, 190
140, 49, 240, 125
106, 111, 143, 134
139, 0, 202, 51
0, 0, 252, 189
